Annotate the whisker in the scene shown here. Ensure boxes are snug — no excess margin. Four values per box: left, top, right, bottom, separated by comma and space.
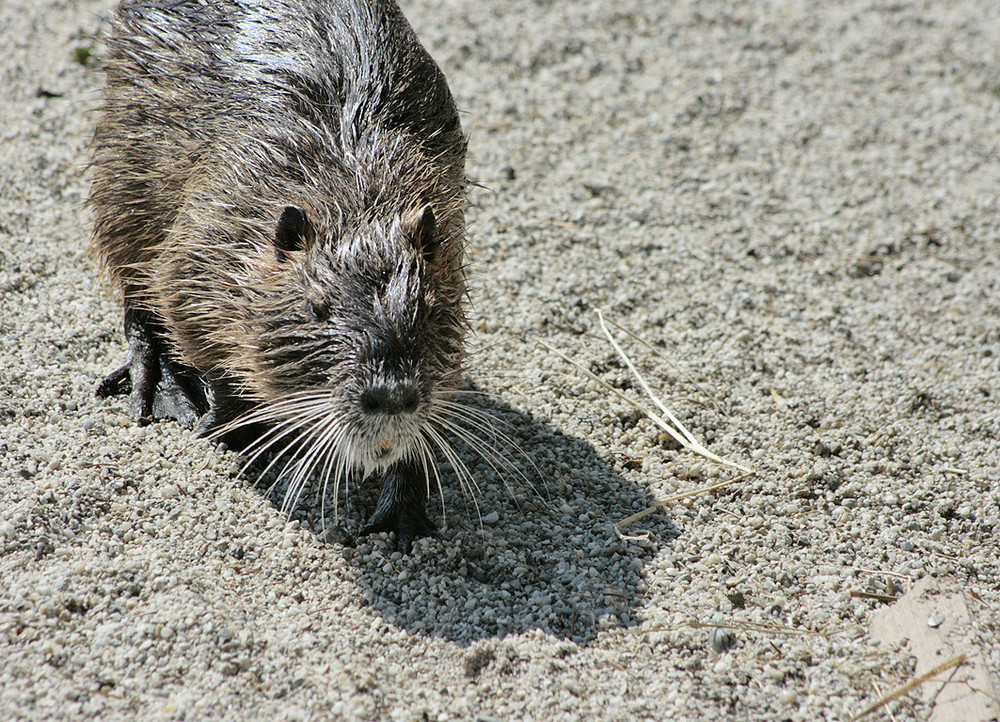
316, 414, 353, 525
415, 433, 446, 526
209, 391, 337, 438
215, 395, 333, 470
317, 417, 350, 529
278, 406, 353, 516
240, 409, 328, 489
434, 397, 534, 448
200, 385, 545, 542
432, 417, 527, 514
431, 400, 547, 501
424, 425, 482, 528
207, 393, 343, 514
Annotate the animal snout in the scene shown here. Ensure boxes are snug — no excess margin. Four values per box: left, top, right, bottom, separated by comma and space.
360, 382, 420, 416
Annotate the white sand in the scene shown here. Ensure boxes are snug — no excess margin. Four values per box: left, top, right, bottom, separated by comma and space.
2, 1, 998, 719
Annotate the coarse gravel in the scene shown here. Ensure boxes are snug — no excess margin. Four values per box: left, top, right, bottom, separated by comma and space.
2, 0, 999, 720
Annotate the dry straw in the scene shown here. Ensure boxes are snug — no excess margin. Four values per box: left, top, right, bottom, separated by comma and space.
850, 654, 967, 720
542, 311, 754, 530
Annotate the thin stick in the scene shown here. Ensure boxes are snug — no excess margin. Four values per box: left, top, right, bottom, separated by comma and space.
850, 568, 913, 580
940, 466, 968, 476
850, 654, 967, 721
849, 591, 900, 604
539, 339, 673, 429
539, 328, 750, 473
614, 472, 753, 530
625, 620, 834, 638
596, 310, 698, 448
597, 311, 750, 471
685, 620, 830, 637
600, 314, 726, 414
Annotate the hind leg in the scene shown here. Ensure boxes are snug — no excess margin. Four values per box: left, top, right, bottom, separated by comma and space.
361, 458, 437, 552
96, 307, 208, 427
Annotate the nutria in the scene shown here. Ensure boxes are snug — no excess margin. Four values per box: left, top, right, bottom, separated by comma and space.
88, 0, 470, 550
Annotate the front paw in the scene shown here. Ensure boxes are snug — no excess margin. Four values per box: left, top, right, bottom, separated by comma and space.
361, 504, 437, 553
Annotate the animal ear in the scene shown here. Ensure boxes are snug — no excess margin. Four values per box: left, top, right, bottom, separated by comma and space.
275, 206, 312, 259
408, 204, 438, 258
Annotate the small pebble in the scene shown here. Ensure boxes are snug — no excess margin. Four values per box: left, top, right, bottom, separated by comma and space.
708, 628, 737, 654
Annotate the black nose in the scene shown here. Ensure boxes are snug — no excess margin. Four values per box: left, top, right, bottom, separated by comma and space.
360, 383, 420, 416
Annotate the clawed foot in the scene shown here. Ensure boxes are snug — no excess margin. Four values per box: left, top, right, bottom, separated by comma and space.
95, 309, 207, 427
361, 504, 438, 553
359, 459, 437, 552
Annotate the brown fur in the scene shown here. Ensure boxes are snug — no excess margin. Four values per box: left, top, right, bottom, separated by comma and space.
89, 0, 471, 549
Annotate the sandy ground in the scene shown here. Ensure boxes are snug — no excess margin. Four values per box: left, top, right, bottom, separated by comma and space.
2, 0, 999, 720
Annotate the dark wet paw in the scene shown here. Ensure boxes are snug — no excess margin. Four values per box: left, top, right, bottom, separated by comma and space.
96, 362, 133, 398
96, 356, 206, 427
152, 362, 207, 427
95, 356, 159, 424
361, 506, 437, 553
95, 309, 207, 426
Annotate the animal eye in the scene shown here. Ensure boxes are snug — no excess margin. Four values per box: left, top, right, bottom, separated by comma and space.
275, 206, 312, 259
309, 299, 330, 321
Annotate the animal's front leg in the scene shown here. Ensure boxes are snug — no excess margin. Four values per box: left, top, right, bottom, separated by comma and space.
96, 307, 207, 426
361, 458, 436, 552
194, 377, 260, 451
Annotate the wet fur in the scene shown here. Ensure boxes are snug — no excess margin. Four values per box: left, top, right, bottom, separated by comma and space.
89, 0, 470, 548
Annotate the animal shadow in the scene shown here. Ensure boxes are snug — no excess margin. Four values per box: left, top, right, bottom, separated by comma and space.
283, 390, 678, 645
